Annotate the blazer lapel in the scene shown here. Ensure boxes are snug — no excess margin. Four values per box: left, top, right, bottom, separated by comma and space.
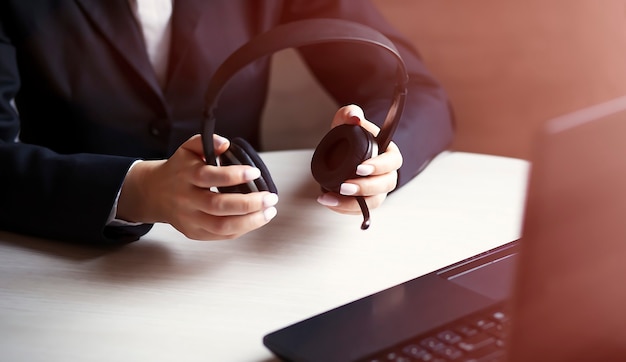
74, 0, 165, 101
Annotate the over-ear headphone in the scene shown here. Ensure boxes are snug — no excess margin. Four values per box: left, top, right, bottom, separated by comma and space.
202, 18, 408, 229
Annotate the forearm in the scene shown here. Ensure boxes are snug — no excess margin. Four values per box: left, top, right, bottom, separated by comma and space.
0, 142, 152, 243
384, 79, 455, 188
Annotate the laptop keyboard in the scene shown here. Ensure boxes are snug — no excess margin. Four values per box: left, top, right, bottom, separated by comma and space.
361, 303, 509, 362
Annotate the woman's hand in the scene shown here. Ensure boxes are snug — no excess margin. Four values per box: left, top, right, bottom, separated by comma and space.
117, 134, 279, 240
316, 104, 403, 215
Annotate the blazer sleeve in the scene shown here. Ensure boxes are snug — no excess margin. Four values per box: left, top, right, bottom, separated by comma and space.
0, 21, 152, 244
281, 0, 455, 188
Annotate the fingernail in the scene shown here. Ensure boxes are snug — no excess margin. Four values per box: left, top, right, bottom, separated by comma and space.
356, 164, 375, 176
347, 107, 365, 122
263, 193, 279, 208
264, 207, 277, 222
347, 116, 361, 125
340, 183, 359, 196
244, 167, 261, 181
317, 194, 339, 207
213, 134, 228, 148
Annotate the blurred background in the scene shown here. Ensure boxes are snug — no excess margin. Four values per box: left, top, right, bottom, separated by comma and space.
261, 0, 626, 160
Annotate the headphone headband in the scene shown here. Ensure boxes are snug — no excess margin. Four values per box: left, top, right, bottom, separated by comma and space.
202, 18, 409, 164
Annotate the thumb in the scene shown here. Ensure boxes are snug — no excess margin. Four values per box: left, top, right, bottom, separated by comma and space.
331, 104, 364, 128
331, 104, 380, 136
181, 134, 230, 158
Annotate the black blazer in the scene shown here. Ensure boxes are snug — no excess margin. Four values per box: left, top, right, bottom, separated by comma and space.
0, 0, 454, 243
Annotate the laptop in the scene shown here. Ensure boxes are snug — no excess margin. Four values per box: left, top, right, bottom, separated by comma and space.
262, 95, 626, 362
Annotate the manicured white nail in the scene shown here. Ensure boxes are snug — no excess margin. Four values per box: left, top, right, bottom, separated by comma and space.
340, 183, 360, 196
243, 167, 261, 181
213, 134, 228, 148
356, 164, 375, 176
263, 193, 279, 208
264, 207, 277, 222
317, 194, 339, 207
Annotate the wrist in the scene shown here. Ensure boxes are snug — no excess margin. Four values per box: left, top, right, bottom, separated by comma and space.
117, 160, 164, 224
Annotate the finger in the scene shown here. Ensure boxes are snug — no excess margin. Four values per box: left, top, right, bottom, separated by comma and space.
188, 206, 278, 240
212, 134, 230, 156
181, 134, 230, 158
191, 164, 262, 189
192, 191, 279, 217
331, 104, 368, 129
332, 104, 386, 138
317, 193, 387, 215
340, 171, 398, 197
356, 141, 403, 177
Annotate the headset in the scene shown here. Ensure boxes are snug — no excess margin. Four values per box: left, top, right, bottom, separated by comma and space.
202, 18, 408, 229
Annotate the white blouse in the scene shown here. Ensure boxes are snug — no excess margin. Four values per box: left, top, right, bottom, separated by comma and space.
128, 0, 173, 88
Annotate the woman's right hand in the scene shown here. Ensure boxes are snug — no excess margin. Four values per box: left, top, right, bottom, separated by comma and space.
116, 134, 279, 240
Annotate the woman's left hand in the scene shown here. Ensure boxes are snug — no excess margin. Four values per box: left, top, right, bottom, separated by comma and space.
316, 104, 403, 215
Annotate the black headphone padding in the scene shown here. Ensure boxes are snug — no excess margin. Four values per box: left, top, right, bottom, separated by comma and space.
310, 124, 376, 193
217, 138, 278, 194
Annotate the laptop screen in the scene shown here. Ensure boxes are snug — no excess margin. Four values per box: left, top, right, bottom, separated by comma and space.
507, 96, 626, 361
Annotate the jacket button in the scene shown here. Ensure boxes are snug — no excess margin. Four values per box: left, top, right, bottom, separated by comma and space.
149, 125, 161, 136
149, 119, 168, 137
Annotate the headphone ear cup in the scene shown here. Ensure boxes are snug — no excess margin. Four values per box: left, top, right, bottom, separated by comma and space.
311, 124, 377, 193
217, 138, 278, 194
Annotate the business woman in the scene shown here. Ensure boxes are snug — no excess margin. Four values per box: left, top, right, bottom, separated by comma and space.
0, 0, 454, 243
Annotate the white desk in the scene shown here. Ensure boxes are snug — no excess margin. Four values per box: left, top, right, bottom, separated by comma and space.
0, 150, 529, 362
